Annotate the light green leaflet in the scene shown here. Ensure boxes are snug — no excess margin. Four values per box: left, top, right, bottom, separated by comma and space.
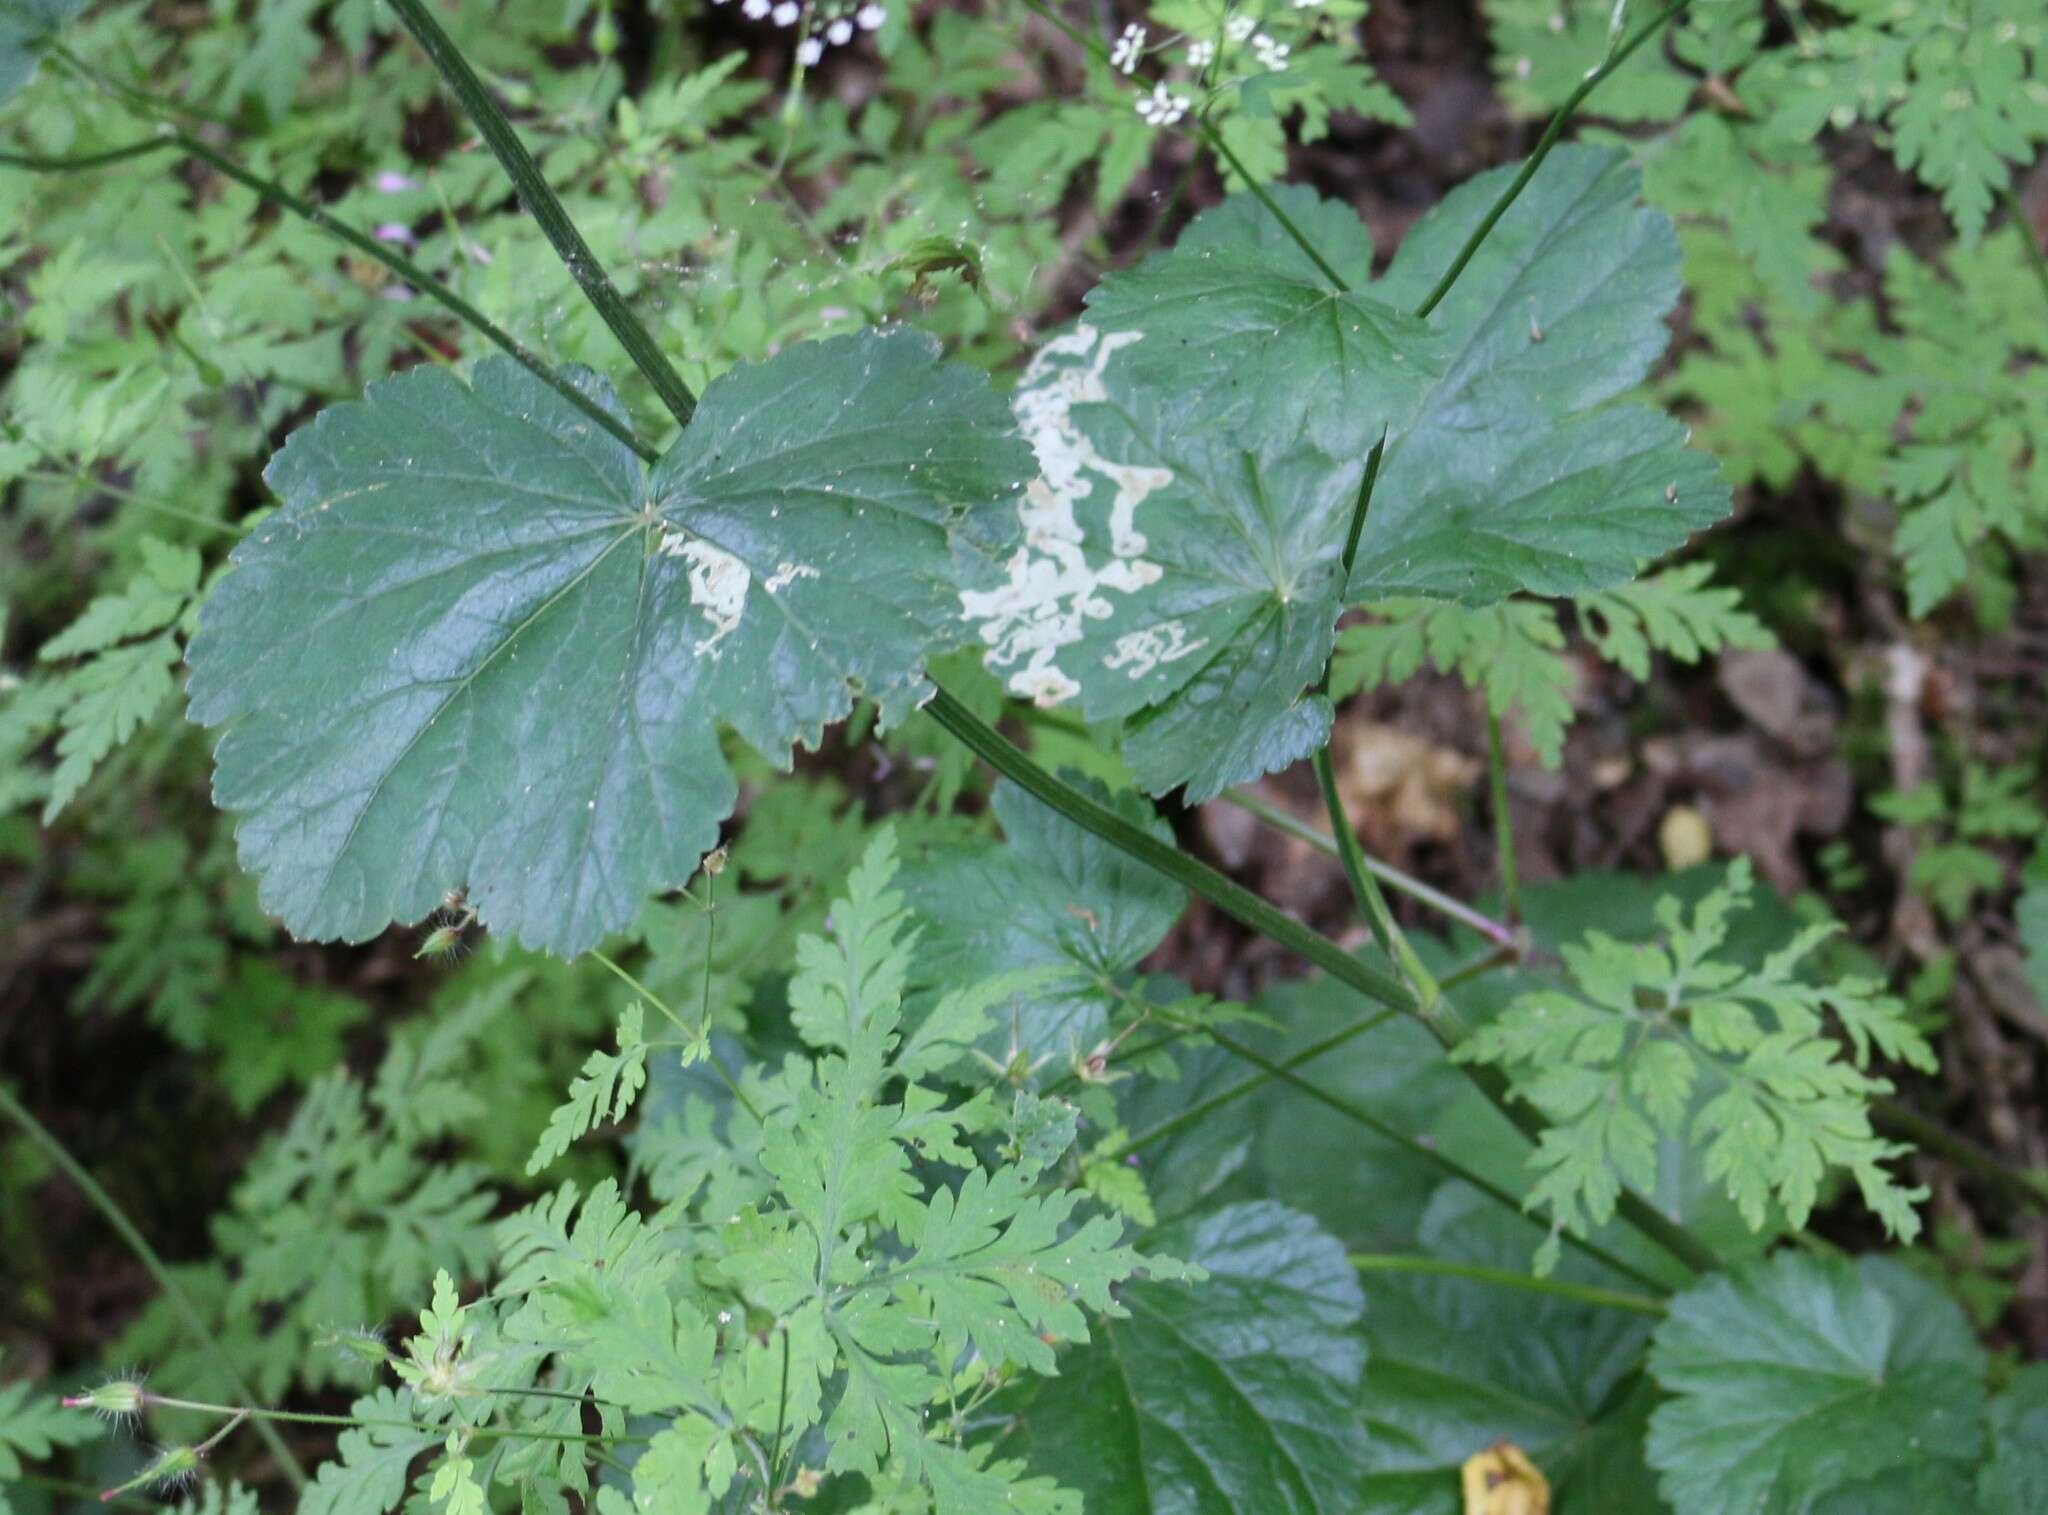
187, 331, 1031, 955
964, 145, 1729, 801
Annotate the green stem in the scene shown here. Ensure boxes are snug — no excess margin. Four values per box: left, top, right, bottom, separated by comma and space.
1194, 118, 1348, 288
1337, 432, 1386, 570
384, 0, 699, 430
927, 684, 1721, 1277
1486, 711, 1521, 925
1106, 1007, 1403, 1159
1216, 788, 1516, 946
139, 1396, 636, 1444
1438, 942, 1521, 992
2002, 186, 2048, 306
1349, 1253, 1667, 1314
174, 131, 654, 461
1312, 428, 1443, 1010
927, 686, 1411, 1016
1311, 744, 1446, 1018
1410, 0, 1693, 320
0, 1086, 309, 1489
590, 948, 765, 1124
0, 127, 652, 462
1174, 1020, 1668, 1291
0, 135, 175, 171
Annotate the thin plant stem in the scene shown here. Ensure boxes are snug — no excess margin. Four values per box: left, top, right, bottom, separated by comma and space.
1350, 1253, 1667, 1314
18, 465, 247, 537
1163, 1018, 1669, 1292
1486, 711, 1521, 926
1438, 942, 1521, 992
767, 1327, 791, 1493
384, 0, 700, 430
1312, 744, 1444, 1016
138, 1396, 637, 1445
14, 1473, 156, 1510
590, 948, 765, 1125
0, 1086, 309, 1489
1217, 787, 1515, 947
0, 135, 175, 171
1411, 0, 1693, 320
1105, 1006, 1404, 1159
1314, 432, 1439, 1011
2002, 185, 2048, 306
927, 687, 1412, 1014
926, 684, 1722, 1276
1194, 118, 1348, 286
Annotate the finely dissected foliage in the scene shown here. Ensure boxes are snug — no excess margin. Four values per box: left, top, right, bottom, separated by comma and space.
1334, 564, 1774, 765
293, 835, 1190, 1515
5, 0, 2045, 1512
1456, 860, 1932, 1264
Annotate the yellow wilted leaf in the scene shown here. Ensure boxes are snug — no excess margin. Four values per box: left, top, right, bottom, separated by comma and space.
1461, 1440, 1550, 1515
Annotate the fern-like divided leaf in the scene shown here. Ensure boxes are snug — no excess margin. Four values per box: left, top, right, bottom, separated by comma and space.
0, 1358, 101, 1515
2, 536, 203, 822
526, 1003, 647, 1175
1335, 563, 1770, 765
1453, 859, 1931, 1267
297, 831, 1195, 1515
186, 332, 1031, 955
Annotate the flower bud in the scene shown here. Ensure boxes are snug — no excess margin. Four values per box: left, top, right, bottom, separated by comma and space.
415, 925, 463, 959
62, 1379, 145, 1420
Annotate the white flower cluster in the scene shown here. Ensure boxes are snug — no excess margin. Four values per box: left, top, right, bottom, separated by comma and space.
1135, 80, 1189, 126
1251, 30, 1289, 69
1179, 11, 1294, 76
1110, 21, 1146, 74
710, 0, 885, 67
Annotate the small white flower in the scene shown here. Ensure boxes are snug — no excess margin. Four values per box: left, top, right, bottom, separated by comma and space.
1134, 81, 1189, 126
1252, 32, 1290, 70
1292, 0, 1326, 8
1225, 14, 1256, 41
741, 0, 769, 16
797, 34, 823, 63
373, 170, 416, 194
856, 2, 886, 29
1110, 21, 1146, 74
826, 15, 853, 43
374, 221, 416, 246
771, 0, 797, 23
1186, 38, 1215, 67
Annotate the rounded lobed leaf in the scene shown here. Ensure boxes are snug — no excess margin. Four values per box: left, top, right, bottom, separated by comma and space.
189, 330, 1030, 955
